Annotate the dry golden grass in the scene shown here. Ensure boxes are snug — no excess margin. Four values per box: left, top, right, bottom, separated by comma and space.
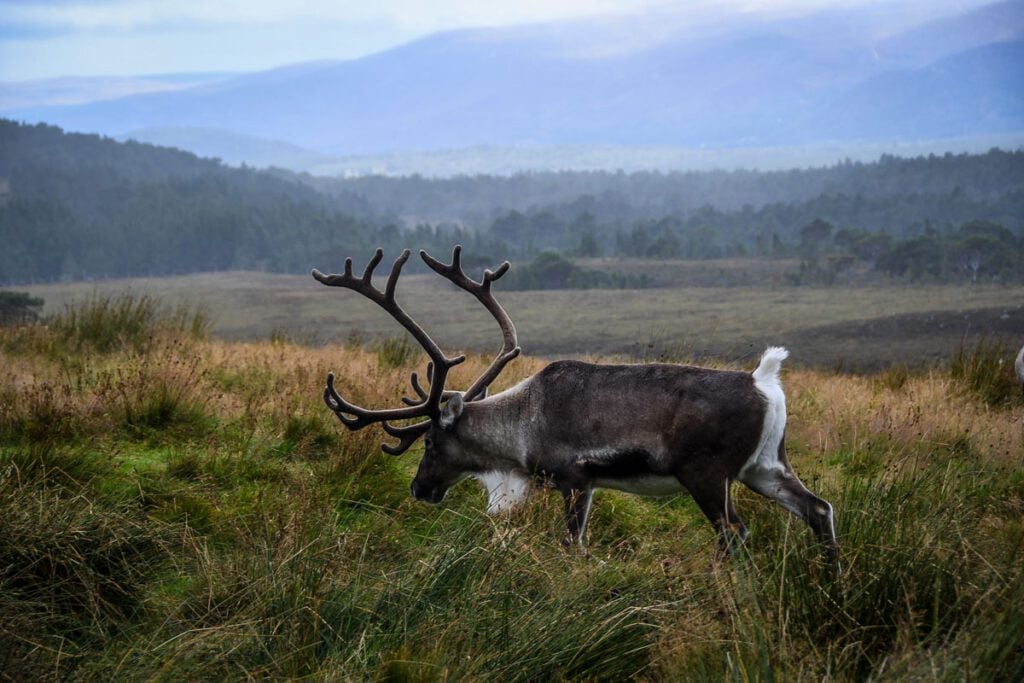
788, 368, 1022, 468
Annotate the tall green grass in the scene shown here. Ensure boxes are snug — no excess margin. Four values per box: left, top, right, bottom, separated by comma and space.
374, 334, 418, 369
951, 336, 1024, 407
48, 291, 210, 353
659, 459, 1024, 681
0, 446, 177, 679
132, 507, 663, 680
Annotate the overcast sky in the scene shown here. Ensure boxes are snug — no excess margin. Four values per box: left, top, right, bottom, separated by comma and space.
0, 0, 995, 82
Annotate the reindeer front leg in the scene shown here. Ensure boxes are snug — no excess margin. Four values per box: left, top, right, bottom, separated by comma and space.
560, 486, 594, 550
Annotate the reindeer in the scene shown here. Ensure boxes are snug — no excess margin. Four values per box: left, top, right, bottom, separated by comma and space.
312, 247, 838, 562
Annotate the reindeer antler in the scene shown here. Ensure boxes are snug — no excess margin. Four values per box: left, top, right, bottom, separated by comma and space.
420, 245, 520, 402
313, 246, 520, 455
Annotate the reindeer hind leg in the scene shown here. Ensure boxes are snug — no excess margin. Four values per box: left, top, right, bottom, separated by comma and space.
738, 463, 838, 565
679, 471, 749, 557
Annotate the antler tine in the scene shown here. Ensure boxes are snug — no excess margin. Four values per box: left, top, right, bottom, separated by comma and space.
420, 245, 521, 403
465, 346, 521, 400
380, 420, 430, 456
402, 362, 467, 406
401, 370, 429, 406
361, 248, 384, 283
482, 261, 511, 290
313, 248, 407, 305
384, 249, 410, 301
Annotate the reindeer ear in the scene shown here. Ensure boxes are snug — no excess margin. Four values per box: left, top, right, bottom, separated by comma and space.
439, 394, 464, 429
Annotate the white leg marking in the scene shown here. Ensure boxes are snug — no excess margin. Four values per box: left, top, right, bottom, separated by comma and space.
577, 489, 594, 547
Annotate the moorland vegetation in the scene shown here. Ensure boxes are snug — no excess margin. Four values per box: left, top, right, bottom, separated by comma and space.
1, 293, 1022, 679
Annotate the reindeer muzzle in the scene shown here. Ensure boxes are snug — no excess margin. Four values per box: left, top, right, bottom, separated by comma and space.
411, 481, 447, 504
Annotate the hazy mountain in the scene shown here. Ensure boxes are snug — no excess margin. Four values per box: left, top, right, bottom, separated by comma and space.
3, 1, 1021, 167
818, 40, 1024, 140
875, 0, 1024, 64
0, 73, 233, 110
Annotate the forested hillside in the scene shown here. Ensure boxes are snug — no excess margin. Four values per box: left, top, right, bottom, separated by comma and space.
2, 119, 1023, 285
0, 121, 381, 282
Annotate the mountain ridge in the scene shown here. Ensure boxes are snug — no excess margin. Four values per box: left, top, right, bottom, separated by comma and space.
1, 1, 1021, 167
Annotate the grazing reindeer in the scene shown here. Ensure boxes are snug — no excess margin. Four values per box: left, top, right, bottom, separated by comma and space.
313, 247, 838, 561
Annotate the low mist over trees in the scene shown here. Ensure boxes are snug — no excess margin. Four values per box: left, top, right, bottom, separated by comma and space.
2, 119, 1022, 285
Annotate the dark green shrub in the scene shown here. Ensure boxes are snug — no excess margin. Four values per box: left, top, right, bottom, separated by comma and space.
0, 290, 44, 325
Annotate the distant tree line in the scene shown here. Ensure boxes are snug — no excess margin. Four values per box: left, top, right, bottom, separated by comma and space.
2, 119, 1022, 286
783, 218, 1024, 284
305, 149, 1024, 226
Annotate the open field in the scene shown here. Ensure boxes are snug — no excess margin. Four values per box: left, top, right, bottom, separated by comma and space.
1, 296, 1022, 679
21, 264, 1024, 371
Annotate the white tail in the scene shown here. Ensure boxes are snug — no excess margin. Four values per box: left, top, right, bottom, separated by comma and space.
752, 346, 789, 385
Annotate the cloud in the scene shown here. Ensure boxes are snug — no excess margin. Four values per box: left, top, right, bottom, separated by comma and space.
0, 0, 673, 31
0, 0, 685, 79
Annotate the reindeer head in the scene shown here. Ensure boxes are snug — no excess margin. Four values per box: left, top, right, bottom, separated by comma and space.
410, 395, 469, 502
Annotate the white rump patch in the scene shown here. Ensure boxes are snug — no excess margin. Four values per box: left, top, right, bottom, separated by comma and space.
475, 470, 530, 514
739, 346, 789, 482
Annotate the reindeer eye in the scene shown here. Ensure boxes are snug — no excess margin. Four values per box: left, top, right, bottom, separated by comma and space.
424, 436, 433, 450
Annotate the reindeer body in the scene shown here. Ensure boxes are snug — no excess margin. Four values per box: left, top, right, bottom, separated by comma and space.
314, 247, 837, 561
416, 349, 836, 556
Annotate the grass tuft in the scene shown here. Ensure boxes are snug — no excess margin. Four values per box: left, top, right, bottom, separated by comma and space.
0, 446, 176, 677
48, 291, 209, 353
950, 337, 1024, 408
374, 334, 418, 369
